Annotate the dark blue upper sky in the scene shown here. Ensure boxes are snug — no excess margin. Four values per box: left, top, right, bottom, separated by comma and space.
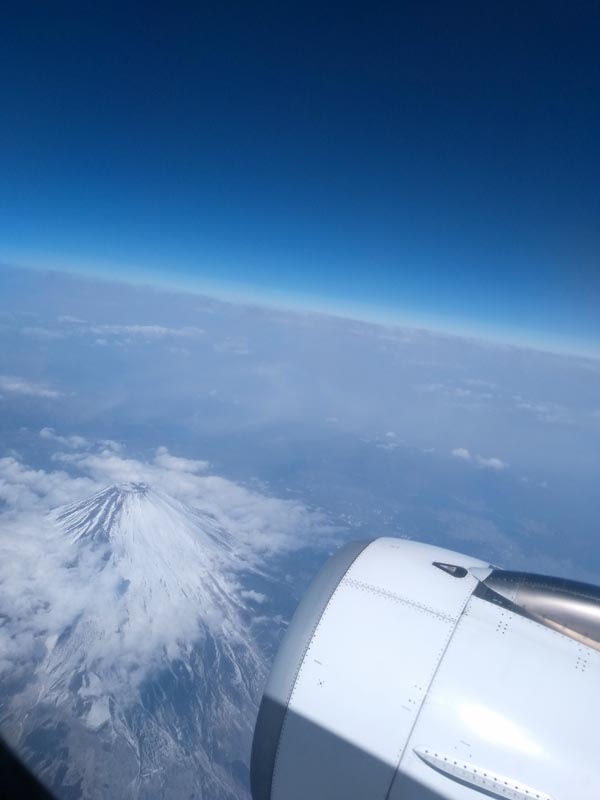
1, 2, 599, 353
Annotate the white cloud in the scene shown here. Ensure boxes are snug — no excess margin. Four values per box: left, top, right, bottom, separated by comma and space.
40, 427, 89, 449
416, 382, 493, 402
451, 447, 472, 461
0, 442, 328, 690
58, 315, 86, 324
0, 374, 62, 399
240, 590, 268, 604
514, 398, 573, 425
0, 455, 96, 512
476, 455, 508, 471
154, 446, 209, 473
99, 438, 124, 452
21, 326, 65, 340
88, 324, 204, 340
451, 448, 508, 471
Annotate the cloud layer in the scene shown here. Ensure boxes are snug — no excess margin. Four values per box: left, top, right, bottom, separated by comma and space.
0, 436, 326, 687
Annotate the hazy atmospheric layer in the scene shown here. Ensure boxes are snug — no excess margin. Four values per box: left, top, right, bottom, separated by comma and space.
1, 265, 599, 582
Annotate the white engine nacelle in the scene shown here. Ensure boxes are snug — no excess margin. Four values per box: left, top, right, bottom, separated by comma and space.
251, 538, 600, 799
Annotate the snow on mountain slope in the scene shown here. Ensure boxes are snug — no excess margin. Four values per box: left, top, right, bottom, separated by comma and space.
50, 482, 255, 680
0, 481, 282, 799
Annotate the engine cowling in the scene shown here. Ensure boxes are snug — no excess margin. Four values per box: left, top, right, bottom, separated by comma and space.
251, 538, 600, 799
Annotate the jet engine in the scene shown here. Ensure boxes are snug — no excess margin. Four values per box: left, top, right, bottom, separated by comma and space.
251, 538, 600, 799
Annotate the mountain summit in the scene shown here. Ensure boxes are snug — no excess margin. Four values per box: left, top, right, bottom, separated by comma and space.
3, 483, 267, 800
57, 481, 233, 551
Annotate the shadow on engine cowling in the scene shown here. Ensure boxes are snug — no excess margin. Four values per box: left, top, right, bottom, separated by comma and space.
0, 701, 446, 800
251, 696, 446, 800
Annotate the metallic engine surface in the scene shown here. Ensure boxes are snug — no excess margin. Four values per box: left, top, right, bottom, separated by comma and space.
251, 538, 600, 799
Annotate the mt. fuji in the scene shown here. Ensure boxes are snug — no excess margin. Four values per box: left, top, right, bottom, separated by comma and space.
0, 482, 273, 799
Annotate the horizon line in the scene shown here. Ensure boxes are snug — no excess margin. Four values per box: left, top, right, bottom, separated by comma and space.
2, 257, 599, 362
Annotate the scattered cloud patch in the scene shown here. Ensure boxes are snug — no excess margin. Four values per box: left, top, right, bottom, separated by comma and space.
58, 315, 87, 324
154, 446, 209, 473
451, 448, 507, 470
21, 326, 65, 340
415, 382, 493, 402
40, 427, 89, 449
89, 324, 204, 340
240, 590, 268, 604
513, 397, 573, 425
100, 438, 124, 452
0, 374, 62, 399
451, 447, 472, 461
214, 336, 250, 355
0, 455, 96, 512
476, 455, 507, 471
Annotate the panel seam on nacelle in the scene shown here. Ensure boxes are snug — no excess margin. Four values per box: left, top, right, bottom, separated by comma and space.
342, 577, 458, 622
383, 576, 479, 800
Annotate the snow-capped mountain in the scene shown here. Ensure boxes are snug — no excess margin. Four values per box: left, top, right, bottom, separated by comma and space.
0, 483, 272, 799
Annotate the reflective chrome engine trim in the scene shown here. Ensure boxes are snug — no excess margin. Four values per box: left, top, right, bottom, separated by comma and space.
474, 569, 600, 652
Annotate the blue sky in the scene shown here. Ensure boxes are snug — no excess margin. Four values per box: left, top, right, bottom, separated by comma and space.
1, 3, 599, 354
